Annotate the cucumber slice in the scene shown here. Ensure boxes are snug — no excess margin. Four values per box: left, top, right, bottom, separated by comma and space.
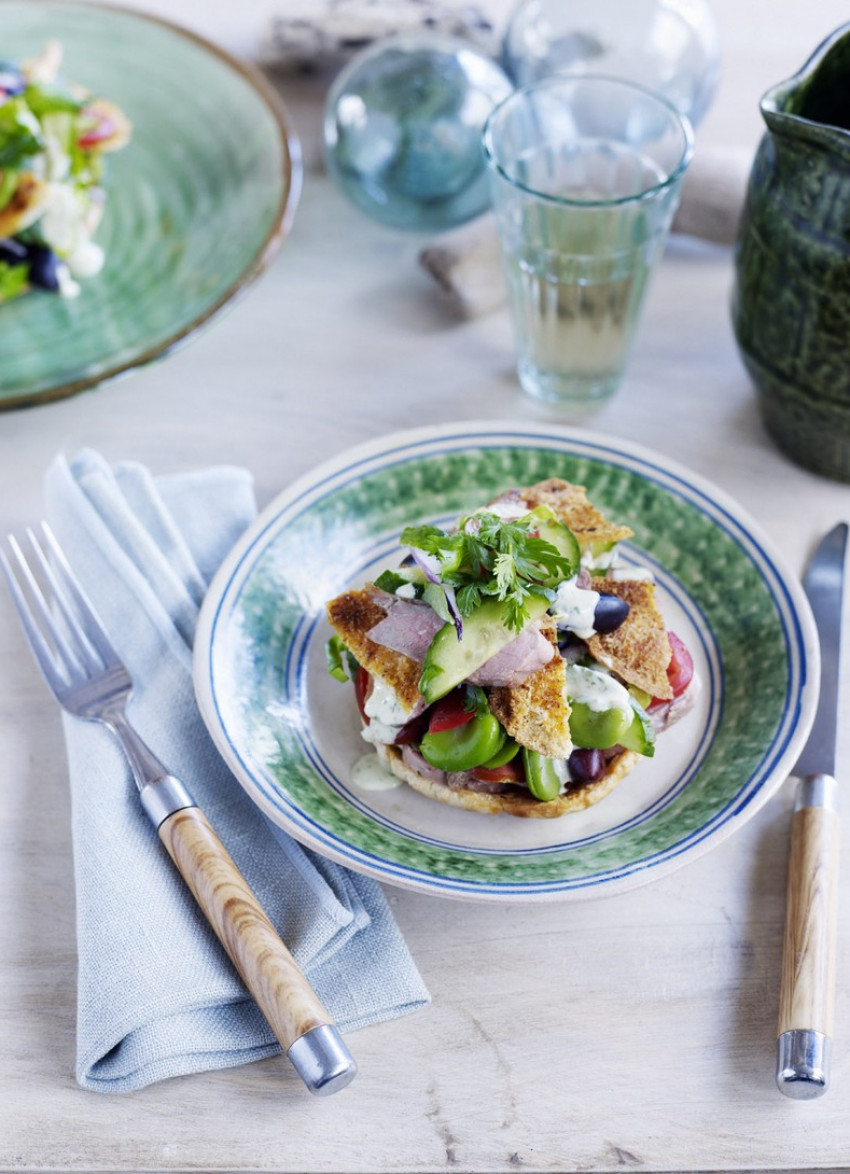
525, 505, 580, 584
419, 594, 551, 703
619, 697, 656, 757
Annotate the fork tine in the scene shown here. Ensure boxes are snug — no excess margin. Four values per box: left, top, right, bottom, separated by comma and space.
0, 542, 70, 696
39, 523, 122, 669
10, 531, 101, 680
24, 527, 104, 675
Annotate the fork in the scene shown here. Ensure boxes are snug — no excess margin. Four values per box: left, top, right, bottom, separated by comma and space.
1, 523, 356, 1096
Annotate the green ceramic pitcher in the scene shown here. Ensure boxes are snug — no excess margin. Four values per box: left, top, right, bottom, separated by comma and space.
732, 23, 850, 481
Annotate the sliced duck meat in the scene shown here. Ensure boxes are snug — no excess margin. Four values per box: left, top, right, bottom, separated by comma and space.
401, 743, 446, 785
367, 599, 445, 663
467, 622, 555, 687
400, 745, 524, 794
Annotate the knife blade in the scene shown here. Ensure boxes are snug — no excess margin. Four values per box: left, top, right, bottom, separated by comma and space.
776, 523, 846, 1099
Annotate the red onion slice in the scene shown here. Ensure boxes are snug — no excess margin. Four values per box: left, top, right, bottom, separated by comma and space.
407, 547, 464, 639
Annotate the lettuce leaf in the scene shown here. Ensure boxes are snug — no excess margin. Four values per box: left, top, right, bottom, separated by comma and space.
0, 98, 43, 169
0, 259, 29, 302
22, 83, 84, 119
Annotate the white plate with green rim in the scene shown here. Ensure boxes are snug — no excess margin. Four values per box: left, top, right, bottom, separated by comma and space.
194, 422, 819, 902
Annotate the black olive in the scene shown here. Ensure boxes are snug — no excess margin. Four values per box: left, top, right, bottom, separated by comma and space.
0, 238, 27, 266
0, 65, 25, 96
26, 245, 61, 291
568, 748, 606, 783
593, 593, 629, 634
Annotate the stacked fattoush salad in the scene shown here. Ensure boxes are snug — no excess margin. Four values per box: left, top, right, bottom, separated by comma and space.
326, 478, 697, 818
0, 40, 130, 303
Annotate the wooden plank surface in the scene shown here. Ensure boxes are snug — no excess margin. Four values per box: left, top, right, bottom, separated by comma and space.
2, 0, 850, 1169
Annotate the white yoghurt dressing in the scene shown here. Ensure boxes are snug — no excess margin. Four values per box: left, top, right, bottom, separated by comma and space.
606, 565, 654, 583
550, 576, 600, 639
581, 545, 618, 572
351, 753, 402, 791
360, 677, 409, 745
565, 663, 632, 715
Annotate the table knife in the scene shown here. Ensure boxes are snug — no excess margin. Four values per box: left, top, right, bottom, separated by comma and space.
776, 522, 846, 1098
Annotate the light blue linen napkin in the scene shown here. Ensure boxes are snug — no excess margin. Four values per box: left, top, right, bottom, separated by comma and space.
43, 449, 429, 1094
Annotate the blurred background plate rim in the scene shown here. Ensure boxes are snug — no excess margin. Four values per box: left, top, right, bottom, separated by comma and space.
0, 0, 302, 411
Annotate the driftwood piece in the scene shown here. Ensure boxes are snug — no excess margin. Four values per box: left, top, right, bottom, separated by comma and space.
261, 0, 501, 73
419, 145, 754, 319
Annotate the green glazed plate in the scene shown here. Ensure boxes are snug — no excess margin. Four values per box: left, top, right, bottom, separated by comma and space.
194, 423, 819, 902
0, 1, 300, 410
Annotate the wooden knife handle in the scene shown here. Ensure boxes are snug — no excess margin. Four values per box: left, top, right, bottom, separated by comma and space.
156, 804, 356, 1093
776, 775, 840, 1097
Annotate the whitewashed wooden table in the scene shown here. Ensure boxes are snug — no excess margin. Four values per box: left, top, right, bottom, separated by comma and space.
2, 1, 850, 1170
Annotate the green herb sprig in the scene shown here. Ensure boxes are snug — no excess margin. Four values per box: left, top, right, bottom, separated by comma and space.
401, 512, 573, 633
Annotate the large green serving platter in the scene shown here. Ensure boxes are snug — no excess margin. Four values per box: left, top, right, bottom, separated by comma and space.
194, 423, 819, 902
0, 1, 300, 409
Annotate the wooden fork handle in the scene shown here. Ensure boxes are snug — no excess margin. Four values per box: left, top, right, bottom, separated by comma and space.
148, 791, 356, 1095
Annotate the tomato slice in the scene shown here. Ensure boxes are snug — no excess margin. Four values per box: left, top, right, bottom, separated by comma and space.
650, 631, 694, 707
666, 631, 694, 697
393, 711, 429, 745
427, 688, 475, 734
354, 666, 371, 723
471, 759, 526, 784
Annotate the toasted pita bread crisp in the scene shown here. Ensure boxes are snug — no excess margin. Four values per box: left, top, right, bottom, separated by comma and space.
586, 578, 674, 701
376, 742, 638, 819
0, 175, 48, 238
326, 589, 423, 713
516, 478, 634, 551
487, 623, 572, 759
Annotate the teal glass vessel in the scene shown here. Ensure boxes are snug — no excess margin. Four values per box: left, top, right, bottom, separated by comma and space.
502, 0, 720, 127
323, 34, 513, 231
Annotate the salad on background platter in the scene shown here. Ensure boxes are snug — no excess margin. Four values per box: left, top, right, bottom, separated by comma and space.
0, 39, 130, 303
325, 478, 699, 819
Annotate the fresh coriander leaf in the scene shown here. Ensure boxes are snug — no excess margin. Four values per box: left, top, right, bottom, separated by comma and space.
503, 596, 527, 633
493, 552, 517, 599
373, 569, 409, 594
455, 582, 482, 615
400, 524, 449, 556
463, 684, 489, 717
404, 510, 577, 635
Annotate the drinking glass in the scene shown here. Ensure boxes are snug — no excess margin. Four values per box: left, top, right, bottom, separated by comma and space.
482, 75, 693, 408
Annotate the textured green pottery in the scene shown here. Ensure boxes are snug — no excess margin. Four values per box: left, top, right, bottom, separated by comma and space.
732, 23, 850, 480
0, 1, 300, 410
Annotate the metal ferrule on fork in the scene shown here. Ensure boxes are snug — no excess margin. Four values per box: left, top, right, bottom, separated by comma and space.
102, 709, 197, 827
139, 776, 196, 828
